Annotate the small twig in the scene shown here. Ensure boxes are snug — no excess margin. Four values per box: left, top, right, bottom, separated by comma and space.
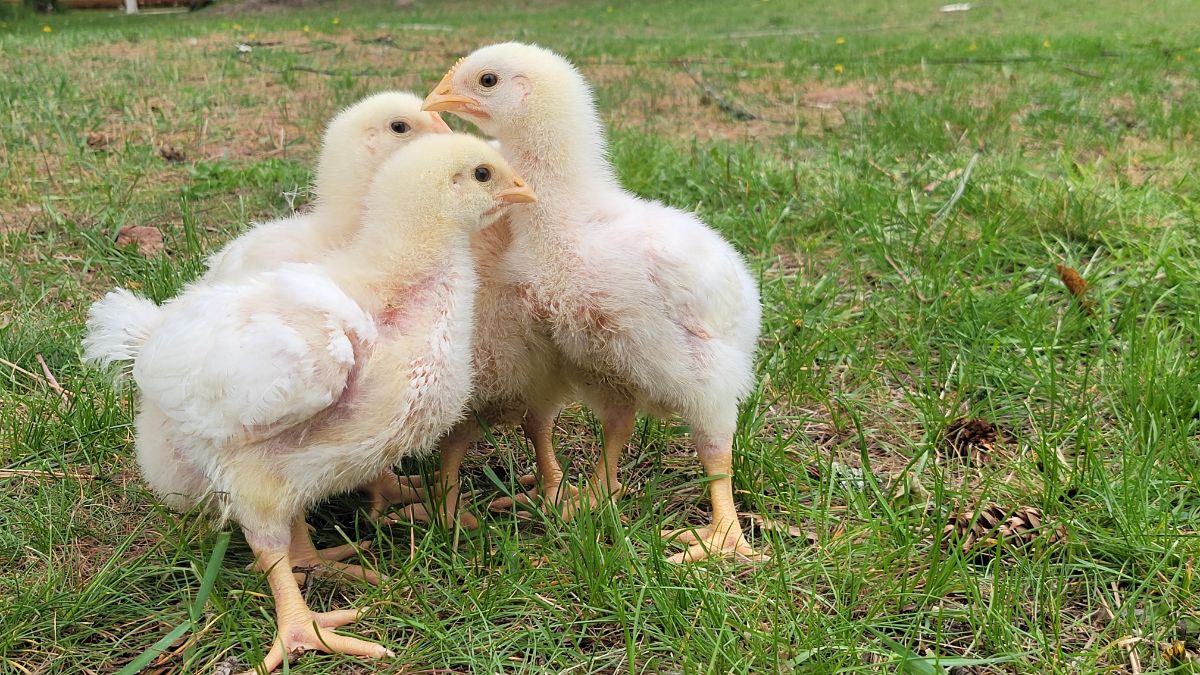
0, 468, 95, 481
0, 356, 49, 390
932, 153, 980, 224
36, 353, 72, 403
882, 253, 930, 304
867, 159, 898, 182
1063, 64, 1102, 79
674, 60, 788, 124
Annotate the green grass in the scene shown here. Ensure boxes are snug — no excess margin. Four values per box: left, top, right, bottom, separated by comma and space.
3, 0, 1200, 672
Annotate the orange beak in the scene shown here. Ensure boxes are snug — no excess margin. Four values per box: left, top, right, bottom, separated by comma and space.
422, 71, 479, 113
427, 112, 452, 133
496, 177, 536, 204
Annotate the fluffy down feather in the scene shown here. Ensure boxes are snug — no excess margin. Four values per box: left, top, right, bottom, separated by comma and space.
424, 42, 765, 562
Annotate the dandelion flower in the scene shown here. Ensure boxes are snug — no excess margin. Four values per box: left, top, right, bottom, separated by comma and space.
303, 25, 311, 33
42, 24, 52, 33
835, 36, 846, 45
332, 17, 341, 25
834, 63, 844, 74
247, 32, 256, 40
1042, 39, 1051, 48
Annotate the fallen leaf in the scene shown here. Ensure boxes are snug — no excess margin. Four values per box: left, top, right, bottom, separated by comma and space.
159, 145, 187, 163
85, 131, 111, 150
116, 225, 164, 256
741, 512, 818, 544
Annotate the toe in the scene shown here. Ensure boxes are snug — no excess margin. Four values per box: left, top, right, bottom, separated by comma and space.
391, 504, 432, 525
316, 540, 368, 563
310, 630, 394, 659
661, 527, 707, 546
315, 609, 361, 628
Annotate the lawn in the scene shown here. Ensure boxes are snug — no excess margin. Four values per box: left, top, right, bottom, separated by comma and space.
2, 0, 1200, 672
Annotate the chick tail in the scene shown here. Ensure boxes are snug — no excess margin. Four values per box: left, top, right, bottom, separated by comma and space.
82, 288, 162, 377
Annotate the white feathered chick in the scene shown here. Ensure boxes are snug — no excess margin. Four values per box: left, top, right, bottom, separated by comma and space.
203, 90, 451, 282
83, 133, 535, 672
207, 91, 453, 520
423, 42, 763, 563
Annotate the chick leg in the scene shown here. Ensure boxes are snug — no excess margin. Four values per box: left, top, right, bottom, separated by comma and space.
583, 404, 634, 507
389, 421, 480, 529
488, 411, 571, 515
661, 430, 767, 563
288, 519, 382, 586
238, 534, 393, 675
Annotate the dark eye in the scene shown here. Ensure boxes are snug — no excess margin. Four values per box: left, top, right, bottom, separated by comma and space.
479, 72, 498, 88
474, 166, 491, 182
389, 120, 410, 134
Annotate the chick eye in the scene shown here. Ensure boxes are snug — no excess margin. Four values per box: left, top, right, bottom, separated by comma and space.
474, 166, 492, 182
479, 72, 498, 88
389, 120, 410, 134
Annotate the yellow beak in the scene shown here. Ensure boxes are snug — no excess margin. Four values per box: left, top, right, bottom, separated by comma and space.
497, 177, 536, 204
422, 74, 479, 113
428, 112, 452, 133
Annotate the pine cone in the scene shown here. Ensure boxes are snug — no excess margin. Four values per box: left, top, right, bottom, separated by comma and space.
944, 503, 1066, 557
943, 418, 1000, 464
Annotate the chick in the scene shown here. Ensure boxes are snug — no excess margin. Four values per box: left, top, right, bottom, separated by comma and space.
203, 90, 451, 282
202, 91, 453, 521
83, 134, 535, 672
422, 43, 763, 562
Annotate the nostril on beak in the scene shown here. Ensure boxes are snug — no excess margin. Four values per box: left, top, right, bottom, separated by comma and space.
513, 178, 525, 187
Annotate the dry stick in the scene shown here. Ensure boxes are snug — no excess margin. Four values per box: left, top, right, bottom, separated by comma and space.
0, 356, 48, 389
1063, 64, 1102, 79
674, 61, 793, 124
0, 468, 95, 480
36, 353, 72, 403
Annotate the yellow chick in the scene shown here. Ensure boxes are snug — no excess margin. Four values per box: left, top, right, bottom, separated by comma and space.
422, 43, 764, 563
83, 134, 535, 672
201, 91, 453, 521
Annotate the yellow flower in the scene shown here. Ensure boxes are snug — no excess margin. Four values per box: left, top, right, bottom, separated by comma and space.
1176, 54, 1184, 62
247, 32, 256, 40
968, 42, 977, 51
835, 36, 846, 45
233, 23, 242, 31
331, 17, 341, 25
834, 63, 844, 74
302, 25, 310, 32
42, 24, 52, 33
1042, 39, 1051, 48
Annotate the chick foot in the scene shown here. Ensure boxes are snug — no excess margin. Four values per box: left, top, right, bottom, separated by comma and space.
361, 469, 425, 522
390, 484, 480, 530
240, 542, 393, 675
489, 474, 624, 522
661, 520, 768, 564
287, 521, 382, 586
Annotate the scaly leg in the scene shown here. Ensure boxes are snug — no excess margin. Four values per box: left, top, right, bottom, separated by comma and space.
661, 430, 767, 563
287, 519, 382, 586
237, 527, 393, 675
390, 422, 480, 529
488, 410, 568, 515
491, 407, 631, 521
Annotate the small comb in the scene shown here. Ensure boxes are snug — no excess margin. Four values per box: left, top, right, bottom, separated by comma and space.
443, 55, 466, 79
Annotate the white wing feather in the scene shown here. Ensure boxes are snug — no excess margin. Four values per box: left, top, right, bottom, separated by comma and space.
133, 264, 377, 446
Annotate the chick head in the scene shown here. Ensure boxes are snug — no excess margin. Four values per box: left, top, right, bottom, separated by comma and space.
324, 90, 452, 162
422, 42, 589, 138
366, 134, 535, 235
